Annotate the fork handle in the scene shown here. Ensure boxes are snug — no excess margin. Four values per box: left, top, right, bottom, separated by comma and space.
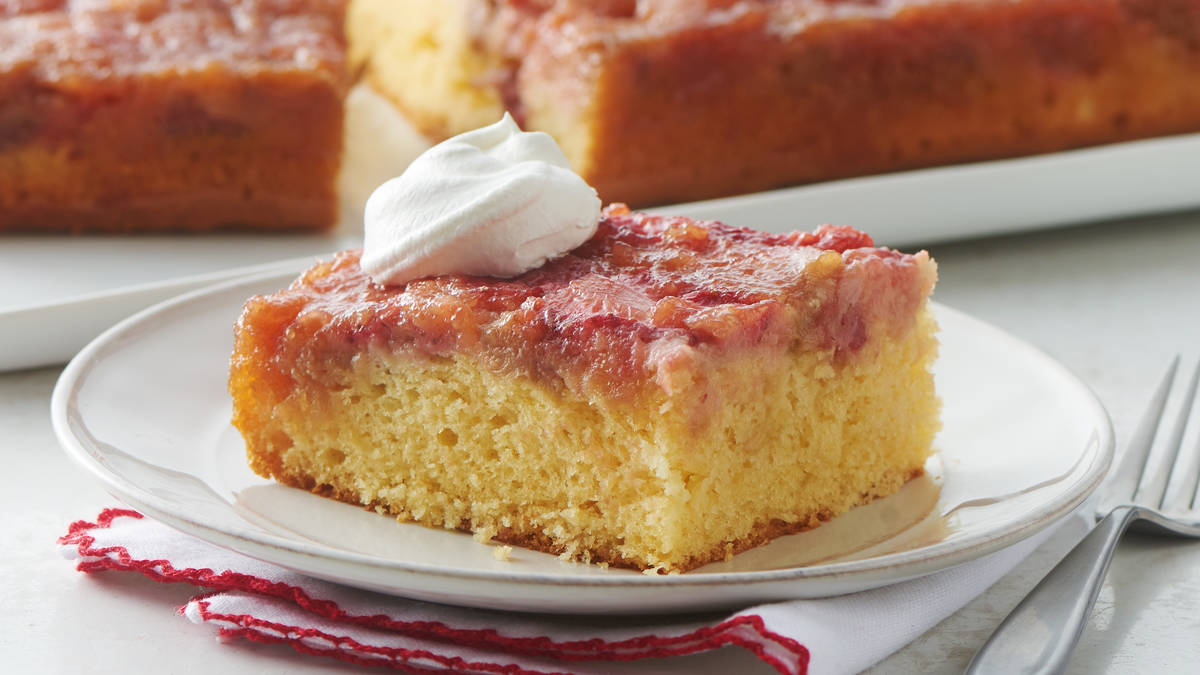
964, 506, 1140, 675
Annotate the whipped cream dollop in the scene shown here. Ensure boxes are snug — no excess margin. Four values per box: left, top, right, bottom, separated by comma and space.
361, 113, 602, 286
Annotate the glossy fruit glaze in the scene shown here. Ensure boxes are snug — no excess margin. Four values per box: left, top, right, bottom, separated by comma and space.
0, 0, 345, 81
232, 204, 936, 401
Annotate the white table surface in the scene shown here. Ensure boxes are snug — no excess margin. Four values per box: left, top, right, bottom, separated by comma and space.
4, 209, 1200, 674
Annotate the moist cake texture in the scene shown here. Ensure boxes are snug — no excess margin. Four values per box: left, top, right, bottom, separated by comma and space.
230, 205, 940, 572
0, 0, 347, 233
349, 0, 1200, 206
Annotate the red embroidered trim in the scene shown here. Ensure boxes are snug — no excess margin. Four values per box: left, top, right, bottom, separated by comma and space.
60, 508, 810, 674
192, 598, 569, 675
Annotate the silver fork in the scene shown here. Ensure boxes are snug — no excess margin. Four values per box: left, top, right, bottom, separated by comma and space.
965, 356, 1200, 675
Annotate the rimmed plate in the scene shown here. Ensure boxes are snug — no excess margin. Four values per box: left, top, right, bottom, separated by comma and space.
51, 265, 1113, 614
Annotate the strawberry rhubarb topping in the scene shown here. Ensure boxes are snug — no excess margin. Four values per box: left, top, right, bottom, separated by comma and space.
233, 205, 935, 402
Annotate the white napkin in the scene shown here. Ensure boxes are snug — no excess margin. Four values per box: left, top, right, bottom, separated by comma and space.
59, 508, 1062, 675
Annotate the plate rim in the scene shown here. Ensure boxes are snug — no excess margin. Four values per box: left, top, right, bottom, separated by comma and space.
51, 265, 1115, 592
0, 253, 326, 318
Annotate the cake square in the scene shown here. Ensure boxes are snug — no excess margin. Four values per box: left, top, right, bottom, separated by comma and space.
348, 0, 1200, 207
0, 0, 348, 233
230, 205, 939, 572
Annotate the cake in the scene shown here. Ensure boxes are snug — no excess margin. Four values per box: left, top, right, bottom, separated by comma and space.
229, 204, 940, 572
348, 0, 1200, 206
0, 0, 348, 233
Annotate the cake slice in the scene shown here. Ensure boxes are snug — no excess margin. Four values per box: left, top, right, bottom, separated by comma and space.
0, 0, 347, 233
230, 205, 939, 572
348, 0, 1200, 207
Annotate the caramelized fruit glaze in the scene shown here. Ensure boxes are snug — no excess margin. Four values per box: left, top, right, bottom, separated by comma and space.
0, 0, 345, 144
0, 0, 345, 78
233, 205, 935, 402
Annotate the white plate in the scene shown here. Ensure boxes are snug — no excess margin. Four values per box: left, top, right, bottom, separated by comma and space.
657, 131, 1200, 245
51, 265, 1114, 614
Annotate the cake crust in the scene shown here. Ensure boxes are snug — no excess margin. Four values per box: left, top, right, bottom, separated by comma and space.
288, 463, 926, 571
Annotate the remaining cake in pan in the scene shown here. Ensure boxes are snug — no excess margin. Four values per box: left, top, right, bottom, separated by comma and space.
229, 205, 940, 573
0, 0, 347, 233
348, 0, 1200, 206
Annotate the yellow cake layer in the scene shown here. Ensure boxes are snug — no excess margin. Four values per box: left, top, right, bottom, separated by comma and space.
347, 0, 504, 141
242, 309, 939, 573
